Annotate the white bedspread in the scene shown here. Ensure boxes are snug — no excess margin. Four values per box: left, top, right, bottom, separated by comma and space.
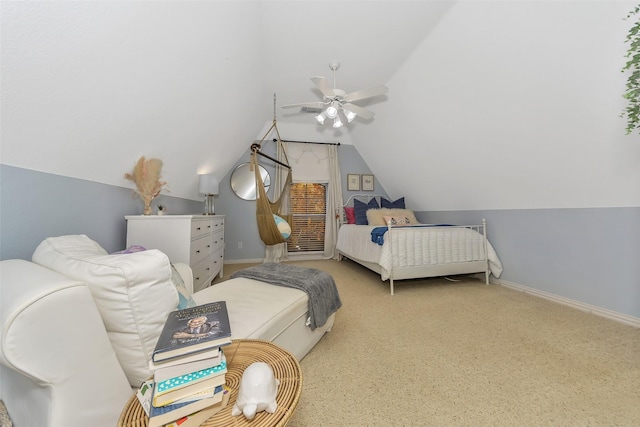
336, 224, 503, 281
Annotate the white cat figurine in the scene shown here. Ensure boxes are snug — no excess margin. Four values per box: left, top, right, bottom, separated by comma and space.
231, 362, 280, 420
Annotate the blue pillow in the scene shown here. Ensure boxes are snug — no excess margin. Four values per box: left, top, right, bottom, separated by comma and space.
381, 197, 405, 209
171, 264, 196, 309
354, 198, 380, 225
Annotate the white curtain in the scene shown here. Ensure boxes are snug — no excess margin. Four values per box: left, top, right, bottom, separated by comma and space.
323, 144, 343, 259
282, 142, 342, 259
264, 140, 289, 263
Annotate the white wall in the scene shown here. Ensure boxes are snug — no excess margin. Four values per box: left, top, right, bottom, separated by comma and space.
353, 0, 640, 211
1, 1, 269, 200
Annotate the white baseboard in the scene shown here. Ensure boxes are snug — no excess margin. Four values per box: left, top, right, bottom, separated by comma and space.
224, 258, 264, 265
496, 278, 640, 328
225, 254, 326, 264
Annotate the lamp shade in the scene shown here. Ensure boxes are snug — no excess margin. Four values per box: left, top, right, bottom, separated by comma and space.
198, 174, 219, 195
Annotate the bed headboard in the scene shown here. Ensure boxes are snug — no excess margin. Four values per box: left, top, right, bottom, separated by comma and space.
340, 194, 386, 225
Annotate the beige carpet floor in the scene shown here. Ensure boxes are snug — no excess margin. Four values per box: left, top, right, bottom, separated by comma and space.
220, 259, 640, 426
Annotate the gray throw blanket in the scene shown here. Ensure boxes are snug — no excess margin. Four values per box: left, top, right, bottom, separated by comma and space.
230, 263, 342, 330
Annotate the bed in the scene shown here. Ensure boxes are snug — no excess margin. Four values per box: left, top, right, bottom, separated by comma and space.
336, 195, 503, 295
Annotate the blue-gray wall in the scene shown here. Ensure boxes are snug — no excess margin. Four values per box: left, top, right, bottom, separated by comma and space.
2, 157, 638, 320
418, 208, 640, 319
0, 164, 201, 260
0, 144, 378, 262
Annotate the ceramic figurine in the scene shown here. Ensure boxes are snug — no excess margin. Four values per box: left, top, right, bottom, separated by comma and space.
231, 362, 279, 420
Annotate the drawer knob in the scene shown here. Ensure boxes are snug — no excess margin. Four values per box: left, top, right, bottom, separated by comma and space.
196, 227, 201, 231
196, 250, 200, 254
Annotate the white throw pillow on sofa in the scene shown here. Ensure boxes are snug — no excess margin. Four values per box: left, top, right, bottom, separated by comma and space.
32, 234, 178, 387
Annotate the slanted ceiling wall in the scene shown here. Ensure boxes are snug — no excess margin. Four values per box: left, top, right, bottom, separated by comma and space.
1, 1, 639, 322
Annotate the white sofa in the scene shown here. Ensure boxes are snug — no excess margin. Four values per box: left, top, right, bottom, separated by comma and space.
0, 235, 335, 427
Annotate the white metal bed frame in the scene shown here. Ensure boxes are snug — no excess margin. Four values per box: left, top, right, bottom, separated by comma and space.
337, 195, 491, 295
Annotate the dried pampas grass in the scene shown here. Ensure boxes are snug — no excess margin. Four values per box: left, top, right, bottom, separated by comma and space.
125, 156, 168, 215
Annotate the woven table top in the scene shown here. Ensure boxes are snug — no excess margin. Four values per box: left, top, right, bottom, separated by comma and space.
118, 339, 302, 427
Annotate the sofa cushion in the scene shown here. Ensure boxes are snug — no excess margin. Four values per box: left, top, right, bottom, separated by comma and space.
191, 277, 307, 340
32, 235, 178, 387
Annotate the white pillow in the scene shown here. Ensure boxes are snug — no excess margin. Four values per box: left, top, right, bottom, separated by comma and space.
32, 234, 179, 387
366, 208, 420, 226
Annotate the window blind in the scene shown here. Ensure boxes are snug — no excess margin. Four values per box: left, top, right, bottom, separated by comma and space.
288, 183, 326, 253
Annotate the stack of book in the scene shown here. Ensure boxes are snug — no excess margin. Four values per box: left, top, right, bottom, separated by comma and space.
142, 301, 233, 427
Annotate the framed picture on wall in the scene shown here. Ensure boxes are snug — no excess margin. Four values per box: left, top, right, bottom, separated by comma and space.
347, 174, 360, 191
362, 174, 374, 191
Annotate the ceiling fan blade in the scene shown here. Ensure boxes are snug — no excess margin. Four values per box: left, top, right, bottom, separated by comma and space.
343, 85, 388, 103
311, 76, 336, 98
282, 102, 325, 109
343, 103, 375, 120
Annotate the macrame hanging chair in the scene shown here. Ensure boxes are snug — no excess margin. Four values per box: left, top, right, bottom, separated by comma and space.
250, 118, 293, 247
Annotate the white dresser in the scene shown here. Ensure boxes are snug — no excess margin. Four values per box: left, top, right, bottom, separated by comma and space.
125, 215, 225, 292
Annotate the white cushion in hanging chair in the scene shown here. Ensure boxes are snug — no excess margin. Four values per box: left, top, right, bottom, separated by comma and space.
273, 214, 291, 239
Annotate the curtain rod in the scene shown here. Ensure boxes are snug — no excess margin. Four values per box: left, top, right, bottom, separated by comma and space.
250, 143, 291, 169
274, 138, 340, 146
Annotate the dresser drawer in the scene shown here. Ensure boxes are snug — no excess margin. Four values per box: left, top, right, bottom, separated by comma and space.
211, 230, 224, 252
125, 214, 224, 292
191, 219, 213, 239
211, 247, 223, 277
211, 217, 224, 231
190, 235, 212, 265
192, 255, 215, 292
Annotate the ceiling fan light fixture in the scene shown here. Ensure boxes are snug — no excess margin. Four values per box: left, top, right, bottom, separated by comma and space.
315, 111, 327, 124
325, 104, 338, 119
344, 108, 357, 123
283, 61, 387, 127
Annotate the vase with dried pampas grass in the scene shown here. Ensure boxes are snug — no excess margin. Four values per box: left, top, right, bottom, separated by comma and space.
125, 156, 168, 215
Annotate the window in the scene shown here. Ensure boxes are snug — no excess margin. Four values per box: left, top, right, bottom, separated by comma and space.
288, 183, 326, 253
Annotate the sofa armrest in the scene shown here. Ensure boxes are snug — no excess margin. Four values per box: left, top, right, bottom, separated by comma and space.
0, 260, 132, 427
173, 263, 194, 295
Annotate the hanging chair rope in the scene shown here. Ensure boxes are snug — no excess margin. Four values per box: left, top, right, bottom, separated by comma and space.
251, 148, 292, 246
251, 95, 293, 246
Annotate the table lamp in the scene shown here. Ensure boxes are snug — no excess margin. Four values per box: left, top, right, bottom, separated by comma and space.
198, 174, 219, 215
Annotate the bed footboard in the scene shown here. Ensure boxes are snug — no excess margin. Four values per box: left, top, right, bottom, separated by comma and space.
338, 219, 499, 295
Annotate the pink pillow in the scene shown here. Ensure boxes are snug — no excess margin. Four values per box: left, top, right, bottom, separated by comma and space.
344, 207, 356, 224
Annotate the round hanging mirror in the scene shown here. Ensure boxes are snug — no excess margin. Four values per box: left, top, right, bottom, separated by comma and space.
230, 162, 271, 201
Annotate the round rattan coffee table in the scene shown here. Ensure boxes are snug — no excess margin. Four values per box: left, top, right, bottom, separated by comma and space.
117, 339, 302, 427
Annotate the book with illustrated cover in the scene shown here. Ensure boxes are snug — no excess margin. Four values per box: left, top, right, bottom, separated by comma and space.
163, 387, 230, 427
153, 349, 223, 382
148, 385, 226, 427
152, 301, 232, 362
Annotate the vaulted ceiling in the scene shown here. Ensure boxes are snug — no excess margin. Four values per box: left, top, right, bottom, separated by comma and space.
1, 0, 452, 196
2, 1, 637, 210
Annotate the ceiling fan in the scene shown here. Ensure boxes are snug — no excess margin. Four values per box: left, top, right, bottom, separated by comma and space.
282, 61, 388, 128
